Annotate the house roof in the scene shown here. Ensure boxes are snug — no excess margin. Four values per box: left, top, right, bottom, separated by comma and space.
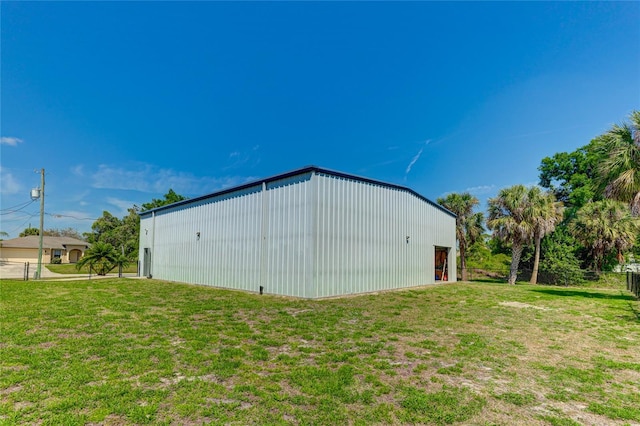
139, 165, 456, 218
0, 236, 90, 250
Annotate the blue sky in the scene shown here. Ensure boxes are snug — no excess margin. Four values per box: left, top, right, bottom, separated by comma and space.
1, 2, 639, 238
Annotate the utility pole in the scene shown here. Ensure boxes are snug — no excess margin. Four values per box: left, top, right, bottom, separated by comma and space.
35, 168, 45, 279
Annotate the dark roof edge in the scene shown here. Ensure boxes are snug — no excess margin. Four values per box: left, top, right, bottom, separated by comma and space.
139, 165, 456, 218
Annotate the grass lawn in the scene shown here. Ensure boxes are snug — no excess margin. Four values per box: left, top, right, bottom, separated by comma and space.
1, 279, 639, 425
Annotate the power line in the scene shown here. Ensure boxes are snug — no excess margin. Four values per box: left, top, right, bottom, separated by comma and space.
1, 208, 38, 216
0, 200, 35, 213
46, 212, 98, 221
0, 211, 39, 220
7, 214, 39, 235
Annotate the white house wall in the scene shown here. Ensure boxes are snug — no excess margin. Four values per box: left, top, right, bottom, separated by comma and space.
139, 169, 456, 298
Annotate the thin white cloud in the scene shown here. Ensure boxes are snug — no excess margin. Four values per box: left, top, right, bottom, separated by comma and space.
70, 165, 85, 177
66, 190, 91, 207
107, 197, 138, 216
465, 184, 497, 195
439, 184, 498, 199
404, 140, 431, 177
0, 137, 23, 146
505, 125, 585, 141
224, 146, 261, 170
0, 167, 22, 194
91, 163, 254, 195
405, 148, 424, 175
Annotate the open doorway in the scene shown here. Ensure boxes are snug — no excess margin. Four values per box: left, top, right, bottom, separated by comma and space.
435, 247, 449, 281
143, 248, 152, 278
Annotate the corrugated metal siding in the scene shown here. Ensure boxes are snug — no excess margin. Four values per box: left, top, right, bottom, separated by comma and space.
138, 170, 456, 298
313, 173, 456, 297
141, 186, 264, 291
263, 173, 313, 298
138, 175, 315, 297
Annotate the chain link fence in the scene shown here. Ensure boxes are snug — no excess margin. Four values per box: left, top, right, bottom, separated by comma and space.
0, 260, 138, 280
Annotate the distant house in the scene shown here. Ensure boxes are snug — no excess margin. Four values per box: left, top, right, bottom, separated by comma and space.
0, 236, 90, 264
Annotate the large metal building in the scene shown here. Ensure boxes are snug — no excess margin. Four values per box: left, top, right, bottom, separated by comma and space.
138, 166, 456, 298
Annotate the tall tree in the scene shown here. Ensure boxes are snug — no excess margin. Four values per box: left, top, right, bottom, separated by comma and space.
84, 209, 139, 257
85, 211, 122, 248
43, 227, 85, 240
119, 206, 141, 256
528, 188, 564, 284
141, 189, 187, 211
487, 185, 536, 285
569, 200, 640, 271
19, 227, 39, 237
84, 190, 186, 260
597, 110, 640, 216
437, 192, 484, 281
538, 137, 605, 210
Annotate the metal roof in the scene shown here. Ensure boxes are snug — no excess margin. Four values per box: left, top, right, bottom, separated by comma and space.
139, 165, 456, 218
0, 236, 90, 249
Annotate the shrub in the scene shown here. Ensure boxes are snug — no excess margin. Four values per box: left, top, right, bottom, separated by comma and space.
539, 231, 584, 286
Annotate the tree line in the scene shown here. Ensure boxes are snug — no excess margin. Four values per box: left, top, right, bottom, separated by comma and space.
19, 227, 84, 239
438, 110, 640, 285
14, 189, 187, 275
76, 189, 187, 274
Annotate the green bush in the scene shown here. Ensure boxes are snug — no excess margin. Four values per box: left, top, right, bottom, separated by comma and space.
539, 231, 584, 286
50, 257, 62, 265
466, 241, 510, 271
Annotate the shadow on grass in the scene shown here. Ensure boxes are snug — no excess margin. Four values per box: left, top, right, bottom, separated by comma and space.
467, 278, 507, 284
627, 300, 640, 321
529, 288, 636, 301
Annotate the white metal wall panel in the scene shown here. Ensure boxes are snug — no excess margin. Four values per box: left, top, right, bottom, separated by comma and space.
141, 186, 264, 291
139, 168, 456, 298
263, 173, 313, 298
312, 173, 456, 297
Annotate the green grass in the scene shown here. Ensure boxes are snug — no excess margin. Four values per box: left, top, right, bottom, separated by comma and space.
1, 279, 638, 425
45, 263, 138, 274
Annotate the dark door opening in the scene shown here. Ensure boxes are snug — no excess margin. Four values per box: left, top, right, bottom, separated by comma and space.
435, 247, 449, 281
143, 248, 152, 278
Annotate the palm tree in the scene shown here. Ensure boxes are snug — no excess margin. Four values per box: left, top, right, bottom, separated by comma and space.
437, 192, 484, 281
598, 110, 640, 216
569, 200, 639, 271
528, 188, 564, 284
487, 185, 536, 285
75, 241, 119, 275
